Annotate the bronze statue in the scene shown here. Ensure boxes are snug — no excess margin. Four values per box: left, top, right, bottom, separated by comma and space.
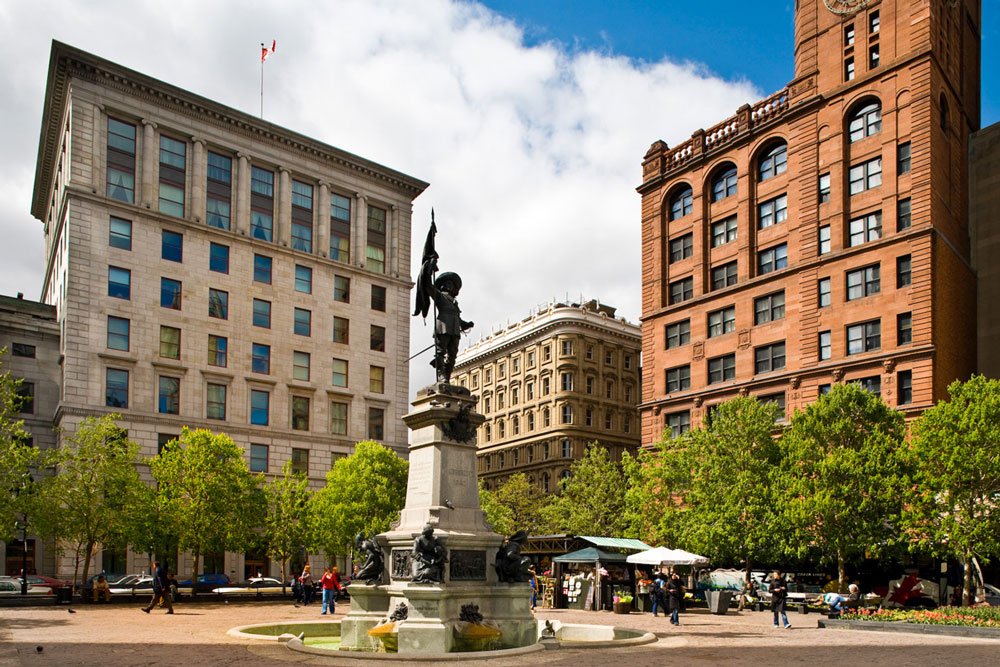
413, 215, 473, 385
411, 523, 447, 583
354, 532, 384, 585
494, 530, 532, 583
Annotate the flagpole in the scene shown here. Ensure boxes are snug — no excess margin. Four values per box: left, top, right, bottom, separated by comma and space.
260, 43, 265, 119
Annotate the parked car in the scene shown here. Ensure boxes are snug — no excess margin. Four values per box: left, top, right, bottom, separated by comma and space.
22, 575, 73, 591
178, 572, 232, 595
109, 575, 154, 596
212, 577, 289, 596
982, 583, 1000, 606
0, 578, 52, 596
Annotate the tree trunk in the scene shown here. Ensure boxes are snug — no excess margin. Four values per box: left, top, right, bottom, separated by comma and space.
281, 558, 288, 595
72, 545, 82, 595
963, 553, 974, 607
191, 549, 201, 597
81, 540, 95, 593
837, 548, 847, 593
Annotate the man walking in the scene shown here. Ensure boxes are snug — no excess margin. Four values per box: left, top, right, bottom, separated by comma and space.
770, 570, 790, 628
667, 572, 684, 626
141, 561, 173, 614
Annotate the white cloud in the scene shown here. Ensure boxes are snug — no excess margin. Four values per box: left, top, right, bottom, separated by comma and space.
0, 0, 760, 392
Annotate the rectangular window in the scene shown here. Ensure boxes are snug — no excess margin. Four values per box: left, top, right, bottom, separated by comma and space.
898, 370, 913, 405
666, 320, 690, 348
330, 401, 348, 435
250, 444, 268, 473
754, 291, 785, 325
11, 343, 35, 358
158, 376, 180, 414
333, 316, 349, 344
370, 366, 385, 393
368, 407, 385, 441
849, 212, 882, 246
847, 320, 881, 355
854, 375, 881, 396
208, 288, 228, 319
897, 312, 913, 345
253, 254, 272, 284
106, 117, 136, 203
708, 306, 736, 337
290, 180, 314, 253
160, 278, 182, 309
294, 265, 313, 294
898, 142, 911, 174
370, 325, 386, 352
869, 44, 880, 69
754, 342, 786, 374
366, 205, 387, 273
15, 382, 34, 415
708, 353, 736, 384
870, 10, 880, 33
849, 157, 882, 195
758, 243, 788, 274
250, 390, 269, 426
897, 255, 912, 288
819, 330, 832, 360
561, 405, 574, 425
332, 275, 351, 304
252, 343, 271, 374
107, 316, 130, 351
758, 194, 787, 229
669, 233, 693, 263
158, 136, 186, 217
711, 216, 738, 247
331, 358, 349, 387
294, 308, 312, 336
665, 365, 690, 393
106, 368, 129, 408
109, 216, 132, 250
293, 351, 310, 381
252, 299, 271, 328
108, 266, 131, 300
371, 285, 387, 311
669, 277, 694, 304
291, 396, 310, 431
818, 277, 832, 307
159, 326, 180, 359
206, 383, 226, 420
666, 411, 690, 438
561, 372, 574, 392
847, 264, 880, 300
206, 151, 232, 230
209, 243, 229, 274
818, 225, 832, 255
897, 198, 912, 231
845, 24, 855, 46
250, 166, 274, 241
711, 261, 738, 290
208, 334, 227, 367
845, 57, 855, 81
323, 199, 350, 272
819, 173, 831, 204
561, 340, 574, 356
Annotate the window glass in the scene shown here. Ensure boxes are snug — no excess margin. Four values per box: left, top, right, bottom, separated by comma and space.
758, 143, 787, 181
371, 285, 387, 311
252, 343, 271, 374
158, 376, 180, 414
160, 278, 182, 309
848, 102, 882, 142
209, 243, 229, 273
666, 320, 690, 348
333, 316, 349, 344
758, 194, 787, 229
208, 288, 228, 319
250, 390, 269, 426
331, 359, 349, 387
293, 351, 310, 381
253, 254, 272, 284
370, 366, 385, 393
330, 402, 348, 435
295, 265, 312, 293
159, 325, 181, 359
108, 266, 131, 300
107, 316, 130, 351
106, 368, 129, 408
711, 166, 737, 202
758, 244, 788, 274
253, 299, 271, 328
250, 444, 269, 472
162, 230, 183, 262
669, 186, 693, 220
109, 217, 132, 250
208, 335, 227, 367
207, 383, 227, 420
711, 216, 737, 247
294, 308, 312, 336
291, 396, 310, 430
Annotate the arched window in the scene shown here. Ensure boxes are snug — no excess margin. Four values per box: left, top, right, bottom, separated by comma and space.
512, 448, 520, 465
711, 165, 738, 202
848, 101, 881, 142
512, 415, 520, 435
498, 452, 506, 468
560, 469, 572, 483
543, 407, 551, 427
668, 186, 693, 220
758, 142, 788, 180
527, 412, 535, 431
542, 472, 550, 493
484, 424, 491, 442
498, 419, 506, 439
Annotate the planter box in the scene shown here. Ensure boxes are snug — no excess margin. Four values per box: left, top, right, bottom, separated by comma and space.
613, 602, 632, 614
705, 590, 733, 615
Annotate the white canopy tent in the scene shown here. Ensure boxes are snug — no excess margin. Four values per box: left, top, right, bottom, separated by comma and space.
626, 547, 710, 567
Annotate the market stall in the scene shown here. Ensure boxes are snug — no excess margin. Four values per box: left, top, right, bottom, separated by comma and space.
552, 547, 630, 611
627, 547, 711, 612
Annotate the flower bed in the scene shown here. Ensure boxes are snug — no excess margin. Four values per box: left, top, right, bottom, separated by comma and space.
841, 606, 1000, 628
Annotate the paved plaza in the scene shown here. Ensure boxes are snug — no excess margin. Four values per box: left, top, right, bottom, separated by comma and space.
1, 600, 997, 666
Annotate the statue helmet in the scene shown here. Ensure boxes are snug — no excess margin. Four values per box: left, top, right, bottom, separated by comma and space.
434, 272, 462, 291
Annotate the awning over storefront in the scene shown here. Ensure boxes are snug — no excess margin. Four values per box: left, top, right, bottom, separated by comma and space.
553, 547, 630, 563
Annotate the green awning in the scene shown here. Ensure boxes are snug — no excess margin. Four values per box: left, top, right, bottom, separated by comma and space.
552, 547, 630, 563
577, 536, 652, 551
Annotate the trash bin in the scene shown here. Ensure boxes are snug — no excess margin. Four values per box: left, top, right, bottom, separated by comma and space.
705, 590, 733, 614
56, 587, 73, 604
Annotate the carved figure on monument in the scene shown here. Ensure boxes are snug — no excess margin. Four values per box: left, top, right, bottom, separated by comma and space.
354, 532, 384, 584
413, 214, 473, 385
494, 530, 532, 583
411, 523, 447, 583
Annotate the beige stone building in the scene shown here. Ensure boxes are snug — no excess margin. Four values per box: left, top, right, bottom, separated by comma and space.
453, 300, 641, 493
30, 42, 427, 578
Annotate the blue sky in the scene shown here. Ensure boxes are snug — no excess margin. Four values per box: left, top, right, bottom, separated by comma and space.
481, 0, 999, 127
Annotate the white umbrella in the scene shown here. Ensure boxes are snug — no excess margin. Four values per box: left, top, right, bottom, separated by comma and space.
626, 547, 710, 566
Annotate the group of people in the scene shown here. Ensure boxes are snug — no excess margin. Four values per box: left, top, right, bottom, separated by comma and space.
649, 571, 685, 625
293, 564, 344, 615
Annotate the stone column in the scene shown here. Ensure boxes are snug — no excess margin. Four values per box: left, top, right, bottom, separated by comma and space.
141, 119, 157, 209
235, 153, 251, 236
190, 138, 206, 223
278, 167, 291, 247
317, 182, 330, 258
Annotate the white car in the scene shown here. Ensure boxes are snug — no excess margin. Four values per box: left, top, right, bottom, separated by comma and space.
212, 577, 289, 596
0, 578, 52, 596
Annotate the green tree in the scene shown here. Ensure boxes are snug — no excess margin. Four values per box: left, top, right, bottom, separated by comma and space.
783, 383, 909, 589
309, 440, 408, 559
150, 428, 263, 590
263, 461, 312, 588
540, 443, 629, 536
622, 437, 690, 548
905, 375, 1000, 606
37, 415, 148, 587
0, 348, 39, 540
478, 473, 545, 536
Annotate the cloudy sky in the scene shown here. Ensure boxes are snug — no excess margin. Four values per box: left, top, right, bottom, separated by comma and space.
1, 0, 995, 391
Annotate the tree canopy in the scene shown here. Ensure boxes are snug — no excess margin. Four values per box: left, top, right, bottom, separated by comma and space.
479, 473, 545, 536
0, 349, 39, 540
540, 443, 629, 536
263, 461, 312, 584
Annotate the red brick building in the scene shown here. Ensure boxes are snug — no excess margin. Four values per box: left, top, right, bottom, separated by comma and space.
638, 0, 980, 442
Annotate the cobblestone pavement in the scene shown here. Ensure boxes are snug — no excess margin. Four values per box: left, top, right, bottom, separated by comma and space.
1, 600, 998, 666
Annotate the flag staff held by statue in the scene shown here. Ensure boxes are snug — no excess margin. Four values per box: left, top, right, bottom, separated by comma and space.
260, 40, 276, 119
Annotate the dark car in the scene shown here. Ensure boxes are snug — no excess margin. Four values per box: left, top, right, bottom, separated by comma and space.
178, 572, 232, 595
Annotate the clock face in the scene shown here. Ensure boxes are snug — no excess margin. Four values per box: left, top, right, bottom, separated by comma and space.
823, 0, 871, 15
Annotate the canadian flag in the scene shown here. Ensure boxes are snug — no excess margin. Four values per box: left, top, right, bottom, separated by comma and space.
261, 40, 276, 63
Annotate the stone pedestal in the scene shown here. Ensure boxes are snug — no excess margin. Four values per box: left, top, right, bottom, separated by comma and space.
340, 384, 537, 654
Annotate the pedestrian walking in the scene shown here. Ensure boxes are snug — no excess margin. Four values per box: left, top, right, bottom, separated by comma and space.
528, 568, 538, 610
320, 566, 341, 615
770, 570, 791, 628
299, 564, 314, 606
651, 572, 666, 617
140, 561, 174, 615
667, 572, 684, 626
